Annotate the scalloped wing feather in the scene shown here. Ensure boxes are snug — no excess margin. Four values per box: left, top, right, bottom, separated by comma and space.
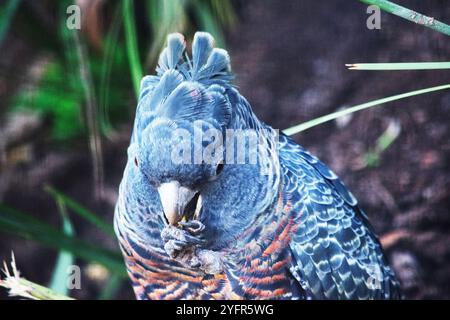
279, 135, 401, 299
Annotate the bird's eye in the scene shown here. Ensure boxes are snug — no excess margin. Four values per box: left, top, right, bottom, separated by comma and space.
134, 157, 139, 167
215, 163, 224, 175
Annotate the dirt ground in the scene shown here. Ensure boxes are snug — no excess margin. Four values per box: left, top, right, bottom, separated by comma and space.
1, 0, 449, 299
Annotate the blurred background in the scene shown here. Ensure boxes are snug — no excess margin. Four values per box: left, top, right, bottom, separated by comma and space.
0, 0, 449, 299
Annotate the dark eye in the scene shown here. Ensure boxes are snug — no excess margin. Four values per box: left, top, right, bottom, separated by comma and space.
134, 157, 139, 167
215, 163, 224, 175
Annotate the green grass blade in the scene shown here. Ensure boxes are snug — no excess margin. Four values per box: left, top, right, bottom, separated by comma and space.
283, 83, 450, 136
98, 273, 123, 300
0, 204, 126, 277
99, 3, 123, 134
145, 0, 187, 68
364, 119, 401, 167
123, 0, 143, 98
347, 62, 450, 70
192, 0, 226, 47
49, 199, 74, 296
210, 0, 237, 27
0, 0, 21, 44
44, 186, 115, 237
72, 32, 104, 197
358, 0, 450, 36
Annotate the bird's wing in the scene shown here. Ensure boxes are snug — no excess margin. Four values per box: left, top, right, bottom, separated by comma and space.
279, 134, 401, 299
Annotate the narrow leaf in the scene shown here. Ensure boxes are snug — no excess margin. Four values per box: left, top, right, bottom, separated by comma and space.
98, 273, 123, 300
283, 83, 450, 136
347, 62, 450, 70
0, 0, 21, 44
49, 199, 75, 295
123, 0, 143, 98
358, 0, 450, 36
0, 204, 126, 277
45, 186, 115, 237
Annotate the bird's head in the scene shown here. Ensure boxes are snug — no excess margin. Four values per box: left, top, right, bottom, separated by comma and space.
132, 117, 228, 225
129, 32, 237, 226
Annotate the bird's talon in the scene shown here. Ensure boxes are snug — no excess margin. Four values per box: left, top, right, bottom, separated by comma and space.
161, 224, 206, 261
164, 242, 178, 258
179, 220, 205, 235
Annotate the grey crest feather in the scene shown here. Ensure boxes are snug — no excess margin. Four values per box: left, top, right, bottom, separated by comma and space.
156, 33, 186, 75
137, 32, 233, 126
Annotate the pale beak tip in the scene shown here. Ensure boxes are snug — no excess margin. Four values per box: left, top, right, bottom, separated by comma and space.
166, 212, 180, 226
158, 181, 197, 226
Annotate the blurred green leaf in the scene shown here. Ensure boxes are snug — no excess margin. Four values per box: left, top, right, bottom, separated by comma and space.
12, 61, 85, 140
49, 199, 74, 296
123, 0, 143, 98
192, 0, 225, 47
0, 204, 126, 277
210, 0, 237, 27
45, 186, 115, 237
0, 0, 21, 44
364, 119, 401, 168
8, 0, 236, 143
146, 0, 187, 68
98, 273, 123, 300
99, 4, 124, 134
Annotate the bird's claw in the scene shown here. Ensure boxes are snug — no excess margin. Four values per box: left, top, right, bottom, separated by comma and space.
179, 220, 205, 235
161, 221, 222, 273
161, 221, 205, 259
163, 240, 223, 275
164, 240, 188, 258
161, 224, 205, 244
163, 241, 202, 268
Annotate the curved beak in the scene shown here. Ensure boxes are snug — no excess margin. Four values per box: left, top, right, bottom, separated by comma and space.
157, 181, 197, 225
